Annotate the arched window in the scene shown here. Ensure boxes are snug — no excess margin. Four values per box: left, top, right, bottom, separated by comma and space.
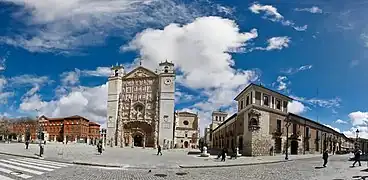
134, 104, 144, 112
250, 118, 258, 126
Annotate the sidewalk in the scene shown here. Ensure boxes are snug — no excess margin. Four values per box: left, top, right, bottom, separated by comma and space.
0, 143, 348, 169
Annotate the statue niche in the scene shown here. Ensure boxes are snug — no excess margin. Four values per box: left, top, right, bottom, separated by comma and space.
132, 103, 145, 120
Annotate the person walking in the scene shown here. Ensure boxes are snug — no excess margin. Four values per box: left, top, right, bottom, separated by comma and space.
221, 148, 227, 162
25, 140, 29, 150
352, 148, 362, 167
97, 141, 103, 155
322, 149, 329, 167
157, 145, 162, 156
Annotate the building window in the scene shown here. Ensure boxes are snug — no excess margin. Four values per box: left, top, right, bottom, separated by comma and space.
185, 133, 188, 137
263, 95, 269, 106
276, 100, 281, 110
277, 120, 281, 133
240, 100, 244, 109
246, 96, 250, 106
183, 120, 189, 126
215, 116, 218, 121
292, 124, 297, 134
283, 101, 288, 110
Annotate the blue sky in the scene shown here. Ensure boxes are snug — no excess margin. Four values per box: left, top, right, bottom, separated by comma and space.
0, 0, 367, 137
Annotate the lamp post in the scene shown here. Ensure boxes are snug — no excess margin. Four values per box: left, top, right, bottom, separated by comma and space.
285, 115, 291, 160
35, 109, 44, 157
356, 129, 360, 149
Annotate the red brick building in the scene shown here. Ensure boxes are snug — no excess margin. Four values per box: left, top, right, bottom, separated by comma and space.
9, 115, 101, 143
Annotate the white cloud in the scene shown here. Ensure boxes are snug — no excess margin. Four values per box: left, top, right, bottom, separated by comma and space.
294, 6, 323, 14
0, 0, 229, 54
249, 3, 307, 31
81, 67, 111, 77
10, 75, 50, 86
60, 69, 80, 86
343, 126, 368, 139
281, 64, 313, 75
265, 36, 291, 50
19, 84, 108, 127
290, 95, 341, 109
335, 119, 348, 124
361, 33, 368, 48
348, 111, 368, 126
287, 100, 306, 114
0, 78, 6, 92
0, 52, 10, 71
175, 91, 196, 103
123, 16, 259, 131
276, 76, 288, 90
251, 36, 291, 52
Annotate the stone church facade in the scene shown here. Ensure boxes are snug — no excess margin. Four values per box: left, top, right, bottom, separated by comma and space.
106, 61, 175, 149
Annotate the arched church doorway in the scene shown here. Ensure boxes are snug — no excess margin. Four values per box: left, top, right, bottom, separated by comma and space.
133, 134, 143, 147
184, 141, 189, 148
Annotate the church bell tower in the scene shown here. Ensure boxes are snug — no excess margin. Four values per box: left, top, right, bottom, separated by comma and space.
106, 64, 124, 147
158, 60, 175, 149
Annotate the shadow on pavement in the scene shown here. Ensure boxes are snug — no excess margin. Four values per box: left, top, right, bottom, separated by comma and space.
314, 167, 325, 169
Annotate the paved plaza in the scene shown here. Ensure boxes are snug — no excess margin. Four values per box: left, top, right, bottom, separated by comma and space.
0, 143, 332, 169
0, 153, 365, 180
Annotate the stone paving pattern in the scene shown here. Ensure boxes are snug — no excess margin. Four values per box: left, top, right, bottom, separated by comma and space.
0, 143, 351, 169
25, 155, 368, 180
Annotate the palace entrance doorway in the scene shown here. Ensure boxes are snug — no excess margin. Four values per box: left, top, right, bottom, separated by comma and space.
133, 134, 143, 147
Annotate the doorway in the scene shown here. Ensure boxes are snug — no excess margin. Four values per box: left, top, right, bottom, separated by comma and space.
133, 134, 143, 147
275, 138, 282, 153
291, 140, 298, 155
184, 141, 189, 148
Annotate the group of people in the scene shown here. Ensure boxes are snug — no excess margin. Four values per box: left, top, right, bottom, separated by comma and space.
322, 148, 362, 167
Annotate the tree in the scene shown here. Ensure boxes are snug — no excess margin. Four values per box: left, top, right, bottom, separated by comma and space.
0, 119, 10, 141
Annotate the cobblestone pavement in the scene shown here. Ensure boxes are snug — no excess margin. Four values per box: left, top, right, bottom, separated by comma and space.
7, 155, 366, 180
0, 143, 332, 168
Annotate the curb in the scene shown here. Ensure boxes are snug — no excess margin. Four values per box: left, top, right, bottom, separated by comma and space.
72, 162, 122, 168
179, 160, 291, 168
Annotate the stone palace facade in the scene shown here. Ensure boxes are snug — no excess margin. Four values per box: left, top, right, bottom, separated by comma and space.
106, 61, 176, 149
211, 83, 355, 156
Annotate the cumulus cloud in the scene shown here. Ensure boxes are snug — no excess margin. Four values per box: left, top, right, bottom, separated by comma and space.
0, 0, 231, 54
20, 84, 108, 126
294, 6, 323, 14
349, 111, 368, 126
281, 65, 313, 75
249, 3, 307, 31
287, 100, 306, 114
123, 16, 259, 130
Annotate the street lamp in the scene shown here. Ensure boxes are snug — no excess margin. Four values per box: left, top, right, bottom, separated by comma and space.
356, 129, 360, 149
284, 115, 292, 160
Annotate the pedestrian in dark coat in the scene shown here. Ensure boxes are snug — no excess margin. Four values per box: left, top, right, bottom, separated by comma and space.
221, 148, 227, 162
322, 150, 329, 167
352, 149, 362, 167
157, 145, 162, 156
